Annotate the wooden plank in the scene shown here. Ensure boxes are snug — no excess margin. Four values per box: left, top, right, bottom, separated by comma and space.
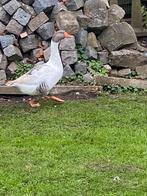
0, 85, 100, 95
109, 0, 118, 5
50, 85, 100, 95
0, 86, 22, 95
131, 0, 143, 29
95, 75, 147, 89
134, 28, 147, 37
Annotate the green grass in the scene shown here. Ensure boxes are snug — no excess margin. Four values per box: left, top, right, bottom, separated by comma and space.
0, 95, 147, 196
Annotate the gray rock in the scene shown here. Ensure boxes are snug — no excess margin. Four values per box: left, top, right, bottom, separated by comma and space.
65, 0, 84, 11
95, 75, 147, 90
25, 26, 33, 35
63, 65, 75, 77
109, 49, 146, 69
87, 32, 102, 51
7, 62, 17, 74
0, 0, 9, 5
37, 22, 54, 40
21, 3, 36, 17
56, 11, 80, 35
0, 34, 16, 48
0, 7, 10, 25
75, 29, 88, 47
72, 9, 83, 17
108, 4, 125, 25
0, 70, 6, 83
6, 19, 23, 36
57, 2, 68, 12
110, 69, 118, 77
3, 0, 21, 15
0, 51, 2, 62
136, 65, 147, 78
50, 2, 67, 21
0, 22, 6, 35
83, 73, 94, 83
77, 14, 90, 28
33, 0, 58, 14
21, 0, 34, 5
75, 61, 87, 74
20, 57, 32, 64
13, 8, 31, 26
28, 12, 49, 32
61, 50, 78, 66
44, 47, 51, 62
85, 46, 97, 59
19, 35, 39, 53
118, 68, 131, 77
98, 51, 108, 64
103, 64, 112, 73
41, 40, 49, 50
31, 48, 44, 61
3, 45, 23, 61
0, 53, 8, 70
59, 36, 76, 51
84, 0, 108, 30
99, 22, 137, 51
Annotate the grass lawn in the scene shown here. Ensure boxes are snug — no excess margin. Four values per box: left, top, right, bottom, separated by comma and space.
0, 95, 147, 195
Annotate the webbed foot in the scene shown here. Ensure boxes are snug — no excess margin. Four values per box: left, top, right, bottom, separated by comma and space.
43, 96, 64, 103
27, 98, 40, 108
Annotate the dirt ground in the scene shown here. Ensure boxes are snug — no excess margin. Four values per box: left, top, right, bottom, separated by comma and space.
0, 91, 98, 105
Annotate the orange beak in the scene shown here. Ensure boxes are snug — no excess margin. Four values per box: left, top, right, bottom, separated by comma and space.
64, 32, 72, 38
60, 0, 67, 4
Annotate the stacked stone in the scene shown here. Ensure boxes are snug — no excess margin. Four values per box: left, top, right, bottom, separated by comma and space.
56, 0, 147, 80
0, 0, 147, 85
0, 0, 58, 84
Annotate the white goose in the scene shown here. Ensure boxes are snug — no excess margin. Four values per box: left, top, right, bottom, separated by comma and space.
6, 30, 72, 107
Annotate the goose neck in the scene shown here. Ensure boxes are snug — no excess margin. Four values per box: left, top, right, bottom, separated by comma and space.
49, 40, 61, 63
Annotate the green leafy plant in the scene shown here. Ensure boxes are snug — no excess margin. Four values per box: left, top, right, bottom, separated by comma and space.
76, 44, 107, 76
59, 74, 84, 85
103, 84, 145, 94
59, 75, 77, 84
141, 5, 147, 28
125, 71, 138, 79
88, 60, 108, 76
76, 44, 88, 62
8, 62, 34, 80
57, 44, 108, 85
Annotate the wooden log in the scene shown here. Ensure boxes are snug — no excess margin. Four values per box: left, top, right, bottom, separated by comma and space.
131, 0, 143, 29
0, 85, 100, 95
95, 75, 147, 89
109, 0, 118, 5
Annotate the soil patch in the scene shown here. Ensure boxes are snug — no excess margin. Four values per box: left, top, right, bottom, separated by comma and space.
0, 90, 98, 105
88, 161, 143, 173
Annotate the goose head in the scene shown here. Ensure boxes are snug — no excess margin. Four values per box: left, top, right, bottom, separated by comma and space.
52, 30, 72, 43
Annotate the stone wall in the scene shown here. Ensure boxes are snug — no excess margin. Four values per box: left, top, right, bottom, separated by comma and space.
0, 0, 147, 85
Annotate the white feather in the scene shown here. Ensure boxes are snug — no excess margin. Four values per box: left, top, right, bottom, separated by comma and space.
6, 40, 63, 95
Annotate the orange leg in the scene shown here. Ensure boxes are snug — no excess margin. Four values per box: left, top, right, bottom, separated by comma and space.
43, 96, 65, 103
27, 98, 40, 108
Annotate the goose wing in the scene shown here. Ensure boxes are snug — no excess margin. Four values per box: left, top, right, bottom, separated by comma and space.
7, 63, 49, 86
